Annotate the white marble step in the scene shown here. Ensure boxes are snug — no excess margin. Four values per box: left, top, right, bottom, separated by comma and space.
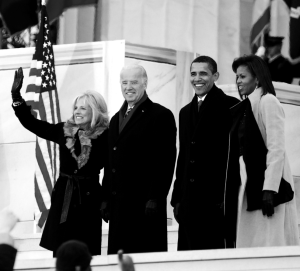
13, 246, 300, 271
13, 226, 179, 260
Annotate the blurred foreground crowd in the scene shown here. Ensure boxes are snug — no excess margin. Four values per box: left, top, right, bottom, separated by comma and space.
0, 209, 135, 271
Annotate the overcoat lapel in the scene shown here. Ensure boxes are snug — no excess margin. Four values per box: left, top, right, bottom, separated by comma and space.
113, 98, 153, 144
189, 85, 225, 139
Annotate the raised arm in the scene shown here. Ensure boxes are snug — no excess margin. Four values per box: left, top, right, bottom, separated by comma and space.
11, 68, 63, 143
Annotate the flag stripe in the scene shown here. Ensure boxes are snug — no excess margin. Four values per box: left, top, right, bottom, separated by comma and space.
35, 162, 52, 210
54, 89, 62, 122
54, 144, 59, 183
36, 140, 53, 195
41, 92, 55, 181
34, 175, 47, 212
38, 210, 49, 228
42, 91, 55, 125
26, 84, 40, 94
250, 6, 270, 44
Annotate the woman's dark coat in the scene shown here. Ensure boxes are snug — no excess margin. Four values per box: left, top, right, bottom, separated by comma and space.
104, 97, 177, 254
171, 85, 240, 250
13, 103, 108, 255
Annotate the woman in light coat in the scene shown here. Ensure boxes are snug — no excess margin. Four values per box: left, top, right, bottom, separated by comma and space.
225, 55, 299, 247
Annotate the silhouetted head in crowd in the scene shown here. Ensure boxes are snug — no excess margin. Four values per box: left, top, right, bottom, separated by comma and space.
56, 240, 92, 271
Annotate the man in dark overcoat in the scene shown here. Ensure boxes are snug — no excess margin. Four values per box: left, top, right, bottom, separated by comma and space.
256, 35, 294, 84
171, 56, 240, 250
265, 35, 294, 84
101, 64, 177, 254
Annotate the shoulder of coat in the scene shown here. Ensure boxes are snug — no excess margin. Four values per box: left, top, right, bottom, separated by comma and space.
260, 93, 280, 105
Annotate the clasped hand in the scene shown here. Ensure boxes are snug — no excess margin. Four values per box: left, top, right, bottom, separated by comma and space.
262, 190, 275, 217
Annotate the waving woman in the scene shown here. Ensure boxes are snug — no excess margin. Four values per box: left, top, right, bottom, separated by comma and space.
11, 68, 109, 256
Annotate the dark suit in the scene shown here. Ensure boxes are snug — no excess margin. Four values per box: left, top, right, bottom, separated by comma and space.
267, 55, 293, 84
104, 96, 177, 254
171, 84, 239, 250
0, 244, 17, 271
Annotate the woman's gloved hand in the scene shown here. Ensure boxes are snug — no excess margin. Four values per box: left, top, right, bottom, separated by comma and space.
11, 67, 24, 103
262, 190, 275, 217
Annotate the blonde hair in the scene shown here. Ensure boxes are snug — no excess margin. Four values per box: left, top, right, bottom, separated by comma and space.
71, 91, 109, 130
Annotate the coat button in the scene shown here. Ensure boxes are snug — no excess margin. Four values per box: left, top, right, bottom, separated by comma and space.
86, 192, 90, 196
113, 147, 117, 150
190, 179, 194, 182
190, 160, 195, 163
191, 141, 195, 145
74, 170, 77, 174
112, 169, 116, 173
112, 191, 116, 195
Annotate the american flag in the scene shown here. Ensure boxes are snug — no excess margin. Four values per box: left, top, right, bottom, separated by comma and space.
25, 4, 61, 228
250, 0, 271, 54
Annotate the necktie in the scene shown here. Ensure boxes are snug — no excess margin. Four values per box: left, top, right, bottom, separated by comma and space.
124, 107, 132, 118
198, 100, 203, 111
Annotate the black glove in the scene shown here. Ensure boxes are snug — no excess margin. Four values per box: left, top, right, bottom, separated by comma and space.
11, 67, 24, 103
173, 203, 180, 223
145, 199, 158, 216
100, 201, 110, 223
262, 190, 275, 217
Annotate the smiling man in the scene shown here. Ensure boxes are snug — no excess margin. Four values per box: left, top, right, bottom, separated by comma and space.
101, 64, 177, 254
171, 56, 240, 251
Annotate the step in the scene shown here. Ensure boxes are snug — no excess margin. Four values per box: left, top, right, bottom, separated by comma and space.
13, 246, 300, 271
13, 226, 179, 260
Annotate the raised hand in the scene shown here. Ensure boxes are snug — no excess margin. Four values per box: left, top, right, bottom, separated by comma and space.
11, 67, 24, 103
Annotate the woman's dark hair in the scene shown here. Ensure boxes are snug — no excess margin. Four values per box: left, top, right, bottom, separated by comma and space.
232, 55, 276, 97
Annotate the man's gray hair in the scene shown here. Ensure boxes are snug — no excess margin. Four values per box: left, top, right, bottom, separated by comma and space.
120, 64, 148, 83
